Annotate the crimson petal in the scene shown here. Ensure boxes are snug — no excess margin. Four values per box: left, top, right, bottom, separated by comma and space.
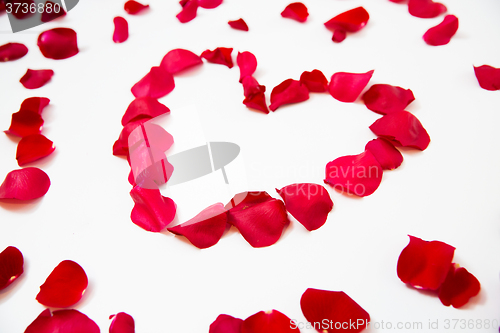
210, 314, 243, 333
328, 70, 374, 103
16, 134, 55, 166
269, 79, 309, 111
281, 2, 309, 23
25, 309, 99, 333
0, 42, 28, 62
0, 168, 50, 200
242, 310, 299, 333
438, 264, 480, 308
362, 84, 415, 115
242, 76, 266, 97
237, 51, 257, 82
41, 1, 66, 22
37, 28, 79, 60
20, 97, 50, 115
423, 15, 459, 46
0, 246, 24, 290
124, 0, 149, 15
121, 97, 170, 126
324, 7, 369, 42
160, 48, 203, 74
176, 0, 198, 23
300, 70, 328, 93
408, 0, 446, 18
20, 69, 54, 89
5, 110, 44, 137
131, 66, 175, 99
228, 18, 248, 31
201, 47, 234, 68
198, 0, 222, 9
243, 92, 269, 114
365, 138, 403, 170
113, 118, 150, 156
130, 186, 176, 232
109, 312, 135, 333
7, 0, 34, 19
113, 17, 129, 43
474, 65, 500, 91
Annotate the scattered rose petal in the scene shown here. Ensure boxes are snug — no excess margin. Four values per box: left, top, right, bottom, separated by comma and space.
16, 134, 55, 166
0, 42, 28, 62
243, 92, 269, 114
242, 310, 299, 333
237, 51, 257, 82
365, 138, 403, 170
328, 70, 374, 103
8, 0, 34, 19
0, 246, 24, 290
300, 288, 370, 333
228, 18, 248, 31
397, 235, 455, 290
408, 0, 446, 18
300, 70, 328, 93
269, 79, 309, 111
369, 110, 431, 150
324, 7, 370, 42
210, 314, 243, 333
113, 118, 150, 156
131, 66, 175, 99
113, 17, 129, 43
438, 264, 480, 308
109, 312, 135, 333
423, 15, 459, 46
0, 168, 50, 200
37, 28, 79, 60
124, 0, 149, 14
362, 84, 415, 114
5, 110, 44, 137
198, 0, 222, 9
176, 0, 198, 23
332, 29, 347, 43
41, 1, 67, 22
130, 186, 176, 232
25, 309, 100, 333
281, 2, 309, 23
201, 47, 234, 68
473, 65, 500, 91
0, 0, 5, 11
129, 140, 173, 189
20, 97, 50, 115
160, 48, 203, 74
242, 76, 266, 97
36, 260, 88, 308
121, 97, 170, 126
20, 69, 54, 89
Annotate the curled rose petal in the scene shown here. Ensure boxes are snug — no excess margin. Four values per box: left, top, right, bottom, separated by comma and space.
237, 51, 257, 82
5, 110, 44, 137
300, 70, 328, 93
269, 79, 309, 111
167, 203, 227, 249
300, 288, 370, 333
276, 183, 333, 231
201, 47, 234, 68
131, 67, 175, 99
408, 0, 446, 18
210, 314, 243, 333
20, 97, 50, 115
109, 312, 135, 333
243, 92, 269, 114
328, 70, 374, 103
25, 309, 99, 333
160, 48, 203, 74
0, 42, 28, 62
242, 310, 299, 333
0, 246, 24, 290
198, 0, 222, 9
438, 264, 480, 308
228, 18, 248, 31
0, 168, 50, 200
242, 76, 266, 97
124, 0, 149, 15
423, 15, 459, 46
20, 69, 54, 89
397, 235, 455, 290
113, 118, 150, 156
113, 17, 129, 43
36, 260, 88, 308
473, 65, 500, 91
369, 111, 431, 150
16, 134, 55, 166
176, 0, 198, 23
121, 97, 170, 126
281, 2, 309, 23
41, 1, 67, 22
324, 7, 369, 42
362, 84, 415, 115
37, 28, 79, 60
130, 186, 176, 232
365, 138, 403, 170
324, 150, 383, 197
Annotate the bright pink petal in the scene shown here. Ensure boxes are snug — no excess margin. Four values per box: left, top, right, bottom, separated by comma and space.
160, 48, 203, 74
0, 168, 50, 200
408, 0, 446, 18
474, 65, 500, 91
237, 51, 257, 82
210, 314, 243, 333
25, 309, 99, 333
365, 138, 403, 170
198, 0, 222, 9
328, 70, 374, 103
397, 235, 455, 290
269, 79, 309, 111
281, 2, 309, 23
113, 118, 150, 156
0, 42, 28, 62
242, 310, 298, 333
121, 97, 170, 126
201, 47, 234, 68
324, 7, 369, 42
324, 150, 383, 197
176, 0, 198, 23
109, 312, 135, 333
36, 260, 88, 308
228, 18, 248, 31
37, 28, 79, 60
300, 288, 370, 333
16, 134, 55, 166
362, 84, 415, 114
41, 1, 67, 23
369, 110, 431, 150
167, 203, 227, 249
20, 69, 54, 89
423, 15, 459, 46
20, 97, 50, 115
5, 110, 44, 137
0, 246, 24, 290
438, 264, 480, 308
243, 92, 269, 114
300, 70, 328, 93
130, 186, 176, 232
124, 0, 149, 15
113, 17, 129, 43
131, 66, 175, 99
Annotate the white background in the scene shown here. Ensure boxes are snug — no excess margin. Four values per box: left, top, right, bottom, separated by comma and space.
1, 0, 500, 332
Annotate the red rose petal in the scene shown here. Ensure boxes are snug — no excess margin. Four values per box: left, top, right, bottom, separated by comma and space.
37, 28, 79, 60
0, 0, 4, 11
408, 0, 446, 18
438, 264, 481, 308
25, 309, 99, 333
276, 183, 333, 231
300, 288, 370, 333
121, 97, 170, 126
113, 118, 150, 156
237, 51, 257, 82
423, 15, 459, 46
324, 150, 383, 197
226, 191, 289, 248
281, 2, 309, 23
324, 7, 369, 42
198, 0, 222, 9
474, 65, 500, 91
201, 47, 234, 68
242, 310, 299, 333
362, 84, 415, 115
397, 235, 455, 290
332, 29, 347, 43
131, 66, 175, 99
0, 42, 28, 62
113, 17, 129, 43
20, 97, 50, 115
130, 186, 176, 232
228, 18, 248, 31
300, 70, 328, 93
109, 312, 135, 333
328, 70, 374, 103
365, 138, 403, 170
160, 48, 203, 74
210, 314, 243, 333
242, 76, 266, 97
369, 110, 431, 150
5, 110, 44, 137
0, 168, 50, 200
269, 79, 309, 111
41, 1, 67, 23
36, 260, 88, 308
0, 246, 24, 290
176, 0, 198, 23
243, 92, 269, 114
7, 0, 34, 19
16, 134, 55, 166
124, 0, 149, 15
167, 203, 227, 249
20, 69, 54, 89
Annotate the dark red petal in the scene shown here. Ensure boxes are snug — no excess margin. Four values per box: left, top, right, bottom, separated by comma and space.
276, 183, 333, 231
160, 48, 203, 74
243, 92, 269, 114
0, 168, 50, 200
0, 0, 4, 11
113, 17, 129, 43
198, 0, 222, 9
269, 79, 309, 111
167, 203, 227, 249
0, 246, 24, 290
0, 42, 28, 62
130, 186, 176, 232
109, 312, 135, 333
20, 97, 50, 115
300, 288, 370, 333
438, 264, 481, 308
131, 66, 175, 99
408, 0, 446, 18
281, 2, 309, 23
25, 309, 99, 333
36, 260, 88, 308
300, 70, 328, 93
6, 0, 34, 19
37, 28, 79, 60
369, 110, 431, 150
5, 110, 44, 137
362, 84, 415, 115
210, 314, 243, 333
242, 310, 299, 333
113, 118, 150, 156
474, 65, 500, 91
237, 51, 257, 82
324, 150, 383, 197
423, 15, 459, 46
176, 0, 198, 23
328, 70, 374, 103
365, 138, 403, 170
201, 47, 234, 68
20, 69, 54, 89
124, 0, 149, 15
41, 1, 67, 23
397, 235, 455, 290
332, 29, 347, 43
228, 18, 248, 31
16, 134, 55, 166
324, 7, 370, 32
242, 76, 266, 97
121, 97, 170, 126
